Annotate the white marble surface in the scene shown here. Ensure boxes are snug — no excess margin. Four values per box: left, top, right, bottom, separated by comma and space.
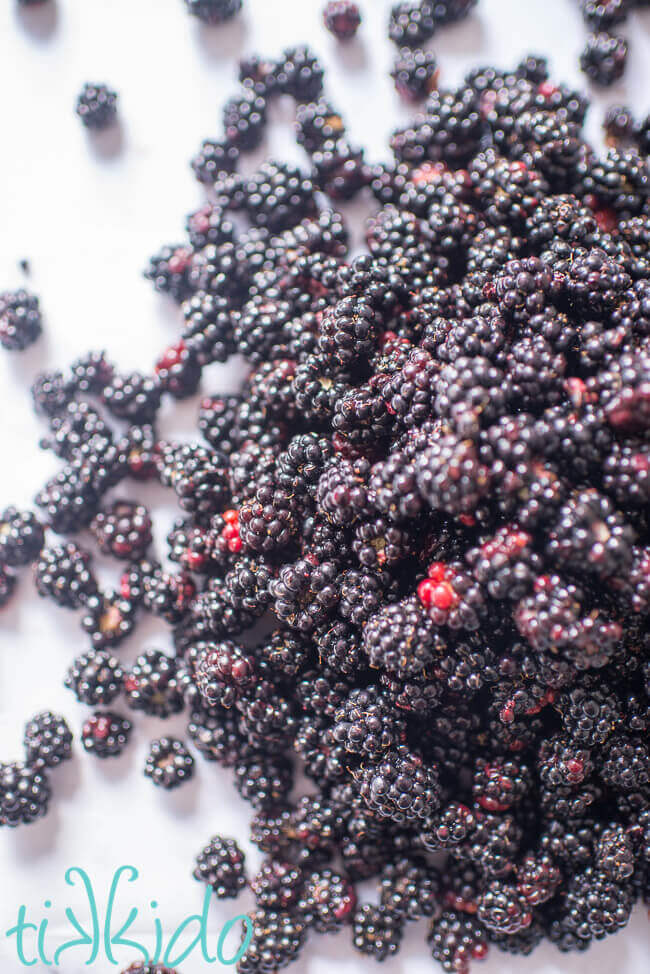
0, 0, 648, 970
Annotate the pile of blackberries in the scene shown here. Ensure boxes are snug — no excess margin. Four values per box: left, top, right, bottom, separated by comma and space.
2, 25, 650, 974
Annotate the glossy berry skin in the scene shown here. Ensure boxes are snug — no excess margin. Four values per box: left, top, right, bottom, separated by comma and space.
34, 543, 97, 609
81, 712, 132, 759
81, 591, 137, 650
75, 83, 118, 129
194, 835, 247, 898
23, 711, 73, 770
144, 738, 194, 790
352, 904, 403, 961
124, 649, 184, 718
0, 762, 51, 827
91, 500, 152, 560
65, 650, 124, 706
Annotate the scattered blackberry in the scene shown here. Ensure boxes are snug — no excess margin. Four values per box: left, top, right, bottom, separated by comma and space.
0, 762, 50, 828
516, 854, 561, 906
323, 1, 361, 40
41, 400, 110, 460
295, 868, 355, 931
117, 424, 159, 481
68, 350, 115, 396
388, 1, 436, 47
125, 649, 184, 718
65, 650, 124, 706
141, 567, 196, 624
0, 289, 42, 350
145, 244, 194, 304
31, 369, 72, 418
428, 911, 489, 974
223, 87, 267, 151
417, 561, 486, 631
102, 371, 162, 424
154, 340, 201, 399
90, 500, 152, 560
194, 835, 247, 898
81, 712, 132, 759
392, 48, 439, 101
23, 711, 73, 770
75, 83, 117, 130
81, 590, 137, 649
145, 737, 194, 790
234, 753, 294, 809
34, 542, 97, 609
251, 859, 303, 911
352, 904, 403, 961
0, 507, 44, 567
191, 137, 239, 185
243, 162, 316, 233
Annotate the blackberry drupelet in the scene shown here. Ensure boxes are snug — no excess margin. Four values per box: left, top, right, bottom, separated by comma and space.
81, 712, 132, 759
75, 83, 117, 130
0, 762, 51, 828
0, 507, 44, 566
144, 738, 194, 790
194, 835, 247, 898
23, 711, 73, 770
0, 289, 42, 350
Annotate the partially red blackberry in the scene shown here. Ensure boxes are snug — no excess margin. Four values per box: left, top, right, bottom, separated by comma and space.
75, 83, 117, 129
223, 86, 267, 151
251, 859, 303, 911
0, 288, 42, 350
537, 735, 594, 789
141, 567, 196, 624
184, 0, 242, 23
194, 835, 247, 898
388, 1, 436, 47
90, 500, 152, 560
352, 904, 404, 961
421, 802, 477, 853
380, 856, 441, 921
580, 32, 628, 86
117, 424, 159, 481
427, 911, 489, 974
277, 46, 324, 102
195, 640, 255, 709
145, 244, 195, 304
472, 758, 532, 812
144, 737, 194, 790
65, 650, 124, 706
0, 507, 44, 566
23, 711, 73, 770
125, 649, 184, 718
154, 340, 201, 399
357, 746, 441, 826
102, 371, 162, 424
81, 590, 137, 650
0, 762, 51, 828
296, 867, 355, 931
323, 1, 361, 40
417, 561, 487, 632
239, 487, 297, 555
34, 542, 97, 609
516, 854, 561, 906
81, 712, 132, 759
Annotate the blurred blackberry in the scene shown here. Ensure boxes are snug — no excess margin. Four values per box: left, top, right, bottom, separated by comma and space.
41, 401, 110, 461
65, 650, 124, 706
0, 507, 43, 567
0, 762, 50, 828
600, 736, 649, 790
102, 371, 161, 424
295, 100, 346, 154
596, 824, 635, 881
469, 152, 548, 232
251, 859, 303, 911
380, 856, 441, 921
580, 0, 630, 29
388, 1, 436, 46
194, 835, 247, 898
352, 904, 403, 961
238, 909, 306, 973
195, 640, 255, 709
234, 753, 294, 809
34, 542, 97, 609
595, 346, 650, 434
31, 369, 72, 418
183, 292, 235, 367
516, 54, 549, 83
370, 450, 423, 521
198, 395, 241, 452
81, 711, 132, 759
578, 147, 649, 216
144, 737, 194, 790
144, 244, 194, 304
90, 500, 152, 561
603, 104, 637, 145
243, 162, 316, 233
466, 525, 541, 601
392, 48, 439, 101
191, 138, 239, 185
154, 340, 201, 399
296, 868, 355, 931
581, 32, 628, 86
23, 711, 72, 770
277, 46, 324, 102
547, 867, 633, 949
117, 424, 159, 481
357, 746, 441, 826
547, 488, 635, 580
0, 289, 42, 350
81, 590, 136, 650
428, 911, 489, 973
222, 86, 267, 151
239, 54, 279, 95
323, 1, 361, 39
125, 649, 184, 718
75, 83, 117, 130
399, 87, 484, 166
187, 701, 250, 765
416, 433, 492, 517
142, 568, 196, 624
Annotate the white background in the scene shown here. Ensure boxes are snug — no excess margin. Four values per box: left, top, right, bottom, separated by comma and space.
0, 0, 648, 971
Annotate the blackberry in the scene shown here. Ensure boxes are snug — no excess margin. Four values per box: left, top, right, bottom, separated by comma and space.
538, 736, 594, 789
183, 291, 235, 367
361, 597, 441, 679
352, 904, 403, 961
117, 424, 159, 481
580, 32, 628, 86
68, 349, 115, 396
243, 162, 316, 233
580, 0, 630, 29
125, 649, 184, 718
579, 148, 649, 217
421, 802, 477, 853
296, 100, 346, 154
472, 758, 532, 812
34, 542, 97, 609
600, 736, 649, 790
0, 288, 42, 350
102, 371, 162, 424
187, 703, 249, 766
239, 487, 297, 555
603, 104, 637, 145
195, 641, 255, 709
557, 683, 621, 745
194, 835, 247, 898
144, 737, 194, 790
596, 824, 635, 881
251, 859, 303, 911
142, 567, 195, 624
222, 86, 267, 151
90, 500, 152, 560
224, 555, 273, 618
357, 746, 441, 825
380, 856, 441, 921
238, 909, 306, 973
339, 566, 393, 627
75, 83, 117, 130
277, 46, 324, 102
145, 244, 194, 304
370, 450, 423, 521
392, 48, 439, 102
417, 561, 487, 631
388, 1, 436, 47
428, 911, 489, 974
270, 557, 339, 633
466, 525, 541, 601
120, 965, 179, 974
234, 753, 294, 809
154, 340, 201, 399
516, 54, 549, 84
477, 881, 532, 936
0, 762, 50, 828
157, 442, 228, 521
41, 401, 110, 461
65, 650, 124, 706
31, 369, 72, 417
198, 395, 241, 452
81, 712, 132, 759
516, 854, 561, 906
184, 0, 242, 23
298, 868, 356, 931
595, 347, 650, 434
23, 711, 73, 770
191, 137, 239, 185
548, 867, 634, 948
416, 434, 492, 517
547, 488, 635, 580
323, 1, 361, 40
333, 687, 405, 760
81, 590, 137, 650
0, 507, 44, 567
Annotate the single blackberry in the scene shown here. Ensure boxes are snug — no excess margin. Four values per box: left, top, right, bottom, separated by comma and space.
547, 488, 635, 580
34, 542, 97, 609
515, 854, 561, 906
295, 99, 346, 154
380, 856, 441, 921
416, 434, 492, 518
357, 746, 441, 826
65, 650, 124, 706
352, 904, 403, 961
236, 681, 296, 754
75, 83, 118, 129
323, 0, 361, 39
580, 32, 628, 86
145, 244, 195, 304
288, 793, 346, 858
81, 711, 132, 759
102, 371, 162, 424
361, 597, 441, 679
596, 824, 635, 881
124, 649, 184, 718
270, 557, 340, 633
463, 812, 523, 878
117, 424, 159, 481
277, 46, 324, 102
222, 86, 267, 151
184, 0, 242, 24
90, 500, 152, 560
0, 762, 50, 828
157, 442, 228, 521
547, 867, 634, 948
187, 702, 249, 766
388, 1, 436, 47
600, 735, 649, 790
339, 566, 393, 628
392, 48, 439, 101
427, 911, 489, 974
297, 868, 356, 931
580, 0, 630, 29
477, 881, 532, 936
195, 641, 255, 709
191, 137, 239, 185
538, 735, 594, 789
557, 683, 621, 745
333, 687, 405, 760
244, 162, 316, 234
234, 753, 294, 809
579, 147, 649, 217
41, 400, 110, 460
239, 53, 279, 95
81, 590, 137, 650
0, 289, 42, 350
194, 835, 247, 898
183, 292, 235, 367
417, 560, 487, 631
0, 507, 44, 566
251, 859, 303, 911
68, 349, 115, 396
154, 340, 201, 399
144, 737, 194, 790
603, 104, 637, 145
238, 487, 297, 556
238, 909, 306, 973
23, 711, 73, 770
140, 567, 195, 624
198, 395, 241, 453
595, 346, 650, 434
466, 525, 541, 601
31, 369, 72, 417
516, 54, 549, 83
472, 758, 532, 812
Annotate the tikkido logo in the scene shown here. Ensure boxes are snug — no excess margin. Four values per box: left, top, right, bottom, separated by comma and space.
4, 865, 253, 967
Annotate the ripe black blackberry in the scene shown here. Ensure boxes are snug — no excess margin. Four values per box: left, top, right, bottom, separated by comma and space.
595, 346, 650, 434
288, 793, 346, 857
397, 87, 484, 166
238, 486, 297, 556
547, 867, 634, 949
361, 596, 441, 679
124, 649, 184, 718
0, 762, 51, 827
68, 349, 115, 396
580, 32, 628, 86
195, 640, 255, 709
234, 753, 294, 809
154, 340, 201, 399
323, 1, 361, 40
295, 100, 346, 154
75, 83, 118, 129
41, 400, 110, 461
380, 856, 441, 921
120, 965, 178, 974
357, 746, 441, 826
191, 137, 239, 185
477, 881, 533, 936
193, 835, 247, 898
222, 86, 267, 151
296, 868, 356, 931
415, 434, 492, 518
244, 162, 316, 233
144, 244, 195, 304
81, 711, 132, 759
31, 369, 72, 417
34, 542, 97, 609
102, 371, 162, 424
80, 590, 136, 650
352, 904, 403, 961
600, 735, 649, 790
90, 500, 152, 561
144, 737, 194, 790
270, 557, 340, 633
557, 682, 621, 745
388, 1, 436, 47
579, 147, 649, 216
238, 909, 306, 973
0, 507, 44, 567
391, 48, 439, 101
23, 711, 73, 770
184, 0, 242, 23
277, 46, 324, 102
251, 859, 303, 911
158, 442, 228, 521
339, 566, 394, 627
428, 911, 489, 973
183, 292, 235, 368
580, 0, 630, 29
547, 488, 635, 580
421, 803, 477, 854
596, 824, 635, 881
65, 650, 124, 706
332, 687, 405, 760
603, 104, 637, 145
187, 700, 250, 766
0, 288, 42, 350
141, 567, 196, 624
